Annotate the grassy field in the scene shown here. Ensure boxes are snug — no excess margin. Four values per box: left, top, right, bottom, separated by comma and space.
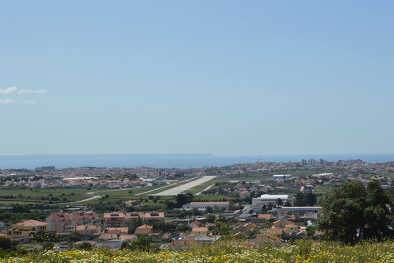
1, 240, 393, 262
77, 178, 198, 205
0, 187, 91, 204
0, 178, 193, 206
183, 174, 271, 195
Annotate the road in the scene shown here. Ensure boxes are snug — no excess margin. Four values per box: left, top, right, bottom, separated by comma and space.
71, 195, 102, 203
196, 184, 214, 195
152, 176, 217, 196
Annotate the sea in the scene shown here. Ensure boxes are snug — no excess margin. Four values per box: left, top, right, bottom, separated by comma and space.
0, 153, 393, 170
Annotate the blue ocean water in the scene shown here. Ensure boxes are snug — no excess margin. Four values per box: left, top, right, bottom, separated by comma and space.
0, 153, 393, 170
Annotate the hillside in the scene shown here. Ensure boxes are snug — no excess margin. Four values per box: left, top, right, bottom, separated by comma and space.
1, 241, 393, 263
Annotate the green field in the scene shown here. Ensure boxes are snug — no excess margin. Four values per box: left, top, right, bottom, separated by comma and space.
0, 187, 90, 204
1, 240, 393, 262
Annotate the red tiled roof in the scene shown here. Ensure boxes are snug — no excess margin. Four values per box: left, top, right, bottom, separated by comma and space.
16, 220, 47, 227
192, 227, 208, 233
258, 214, 273, 220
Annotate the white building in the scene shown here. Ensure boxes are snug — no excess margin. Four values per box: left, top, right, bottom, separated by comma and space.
182, 201, 230, 211
273, 207, 322, 219
311, 173, 334, 178
252, 194, 292, 210
272, 174, 292, 180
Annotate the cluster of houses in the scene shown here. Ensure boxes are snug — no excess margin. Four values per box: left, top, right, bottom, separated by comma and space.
0, 197, 323, 249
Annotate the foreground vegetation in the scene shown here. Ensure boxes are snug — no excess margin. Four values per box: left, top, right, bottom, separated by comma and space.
1, 241, 393, 263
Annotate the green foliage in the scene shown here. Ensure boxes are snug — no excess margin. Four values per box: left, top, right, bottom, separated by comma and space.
295, 192, 317, 206
0, 204, 49, 225
66, 232, 82, 243
175, 193, 194, 208
33, 231, 58, 243
151, 221, 176, 233
210, 221, 231, 236
0, 237, 17, 251
364, 180, 394, 240
319, 180, 393, 244
122, 236, 153, 251
1, 240, 394, 262
128, 217, 142, 234
75, 242, 93, 250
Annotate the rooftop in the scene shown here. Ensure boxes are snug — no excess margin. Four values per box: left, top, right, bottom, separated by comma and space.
259, 194, 289, 200
15, 220, 47, 228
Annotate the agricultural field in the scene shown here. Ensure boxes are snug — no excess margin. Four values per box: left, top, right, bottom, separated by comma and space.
0, 187, 91, 204
1, 241, 393, 263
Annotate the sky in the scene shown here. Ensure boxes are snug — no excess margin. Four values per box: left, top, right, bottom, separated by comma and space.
0, 1, 394, 156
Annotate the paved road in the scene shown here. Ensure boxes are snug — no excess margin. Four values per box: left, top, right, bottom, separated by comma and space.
196, 184, 214, 195
72, 195, 102, 203
152, 176, 216, 196
136, 178, 197, 196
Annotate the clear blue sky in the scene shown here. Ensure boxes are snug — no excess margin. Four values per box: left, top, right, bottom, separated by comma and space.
1, 1, 393, 155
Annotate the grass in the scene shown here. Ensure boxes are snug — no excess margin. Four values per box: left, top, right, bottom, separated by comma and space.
138, 177, 202, 196
0, 187, 90, 204
1, 240, 393, 262
194, 194, 236, 201
184, 180, 215, 194
78, 178, 198, 205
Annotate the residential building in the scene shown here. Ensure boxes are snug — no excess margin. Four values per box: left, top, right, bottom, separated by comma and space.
8, 220, 47, 239
272, 174, 292, 180
192, 227, 208, 235
252, 194, 292, 211
182, 201, 230, 211
103, 212, 129, 227
47, 211, 99, 233
134, 224, 153, 235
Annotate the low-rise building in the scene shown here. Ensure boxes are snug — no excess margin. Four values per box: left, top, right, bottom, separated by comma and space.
103, 212, 129, 227
8, 220, 47, 239
47, 211, 99, 233
134, 224, 153, 235
75, 224, 101, 236
252, 194, 292, 211
106, 227, 128, 235
192, 227, 208, 235
273, 206, 321, 219
141, 212, 165, 222
272, 174, 292, 180
182, 201, 230, 211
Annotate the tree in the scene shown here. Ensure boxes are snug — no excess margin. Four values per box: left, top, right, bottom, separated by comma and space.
66, 232, 82, 243
128, 217, 142, 234
0, 237, 17, 250
175, 193, 194, 207
211, 221, 230, 236
295, 192, 317, 206
364, 180, 393, 240
33, 231, 58, 243
76, 242, 93, 250
130, 236, 152, 251
319, 180, 367, 244
319, 180, 393, 244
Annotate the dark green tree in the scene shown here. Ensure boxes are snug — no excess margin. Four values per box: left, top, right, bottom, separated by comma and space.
66, 232, 82, 243
363, 180, 393, 240
0, 237, 17, 250
128, 217, 142, 234
175, 193, 194, 207
75, 242, 93, 250
33, 231, 58, 243
319, 180, 367, 244
295, 192, 317, 206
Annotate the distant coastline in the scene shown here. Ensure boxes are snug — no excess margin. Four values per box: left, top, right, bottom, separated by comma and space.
0, 153, 393, 170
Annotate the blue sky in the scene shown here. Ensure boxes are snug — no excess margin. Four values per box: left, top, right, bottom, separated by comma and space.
1, 1, 393, 155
